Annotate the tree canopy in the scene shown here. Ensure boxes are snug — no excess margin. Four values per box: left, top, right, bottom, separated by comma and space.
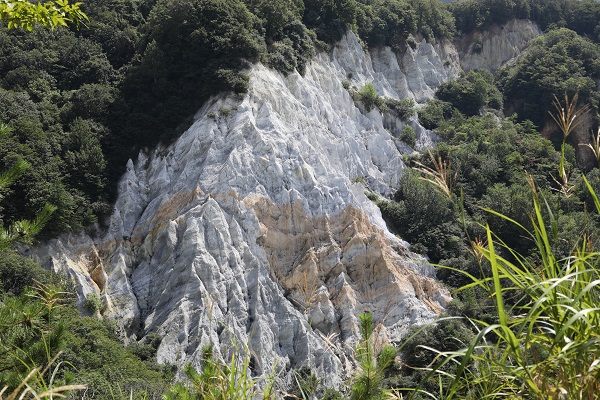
498, 28, 600, 127
0, 0, 87, 30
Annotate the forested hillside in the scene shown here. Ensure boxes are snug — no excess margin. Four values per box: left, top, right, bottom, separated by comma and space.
1, 0, 600, 398
0, 0, 598, 238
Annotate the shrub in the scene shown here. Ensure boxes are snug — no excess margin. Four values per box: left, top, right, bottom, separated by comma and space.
378, 169, 459, 263
83, 293, 104, 315
61, 314, 170, 398
436, 69, 503, 116
413, 178, 600, 399
0, 250, 49, 295
400, 125, 416, 147
355, 83, 384, 112
418, 100, 453, 130
128, 333, 162, 362
266, 39, 297, 74
385, 97, 415, 121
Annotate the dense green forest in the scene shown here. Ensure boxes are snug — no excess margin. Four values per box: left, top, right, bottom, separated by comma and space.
2, 0, 600, 398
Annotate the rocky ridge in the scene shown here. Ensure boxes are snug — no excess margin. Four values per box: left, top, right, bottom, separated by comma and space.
29, 21, 540, 387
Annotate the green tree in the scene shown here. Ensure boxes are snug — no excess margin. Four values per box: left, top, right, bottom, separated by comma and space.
0, 0, 87, 30
418, 99, 453, 130
0, 250, 49, 295
436, 69, 502, 116
303, 0, 357, 43
350, 313, 397, 400
409, 0, 455, 39
356, 0, 416, 50
0, 158, 55, 250
498, 28, 600, 127
379, 169, 458, 260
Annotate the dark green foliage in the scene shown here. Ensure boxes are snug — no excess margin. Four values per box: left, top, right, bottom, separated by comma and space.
120, 0, 264, 135
61, 316, 169, 399
249, 0, 304, 41
418, 99, 453, 130
128, 332, 163, 362
356, 0, 416, 50
479, 183, 535, 251
82, 293, 104, 315
265, 21, 316, 75
0, 25, 112, 236
285, 20, 318, 74
401, 125, 417, 147
498, 28, 600, 129
450, 0, 532, 34
448, 0, 600, 45
303, 0, 358, 43
0, 158, 57, 249
448, 0, 579, 34
436, 115, 558, 194
564, 0, 600, 41
408, 0, 455, 39
355, 0, 454, 50
436, 69, 503, 116
0, 250, 49, 295
385, 97, 415, 121
62, 119, 108, 201
379, 169, 459, 261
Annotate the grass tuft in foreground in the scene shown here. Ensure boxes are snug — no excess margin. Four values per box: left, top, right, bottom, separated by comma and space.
409, 174, 600, 399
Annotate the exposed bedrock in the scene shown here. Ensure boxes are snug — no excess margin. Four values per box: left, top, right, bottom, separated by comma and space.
29, 24, 539, 386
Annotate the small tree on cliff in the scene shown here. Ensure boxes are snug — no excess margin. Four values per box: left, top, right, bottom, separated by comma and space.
351, 313, 397, 400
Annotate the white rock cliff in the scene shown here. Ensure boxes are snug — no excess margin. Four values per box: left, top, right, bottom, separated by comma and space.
29, 22, 539, 387
457, 19, 541, 72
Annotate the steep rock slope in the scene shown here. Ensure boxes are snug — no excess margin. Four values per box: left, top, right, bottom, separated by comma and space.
457, 19, 541, 72
30, 23, 539, 385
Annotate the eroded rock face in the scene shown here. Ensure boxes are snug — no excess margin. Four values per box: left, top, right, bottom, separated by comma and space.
457, 19, 541, 72
29, 26, 536, 386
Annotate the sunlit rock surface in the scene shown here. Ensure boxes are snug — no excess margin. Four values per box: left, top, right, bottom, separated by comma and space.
30, 26, 535, 386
